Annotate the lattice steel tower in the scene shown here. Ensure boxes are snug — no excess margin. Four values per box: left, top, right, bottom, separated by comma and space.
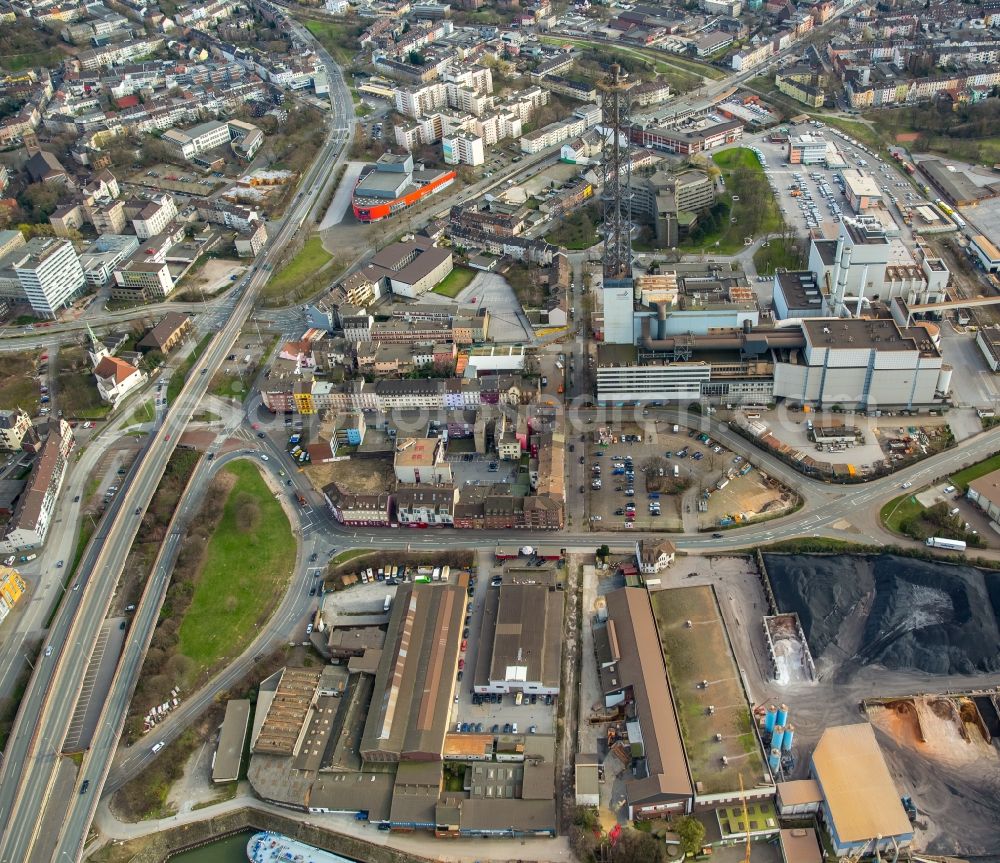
598, 63, 634, 282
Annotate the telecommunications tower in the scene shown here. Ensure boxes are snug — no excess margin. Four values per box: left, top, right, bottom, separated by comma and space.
598, 63, 634, 284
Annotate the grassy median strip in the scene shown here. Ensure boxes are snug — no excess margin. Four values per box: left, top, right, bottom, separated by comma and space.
176, 461, 295, 671
166, 333, 213, 403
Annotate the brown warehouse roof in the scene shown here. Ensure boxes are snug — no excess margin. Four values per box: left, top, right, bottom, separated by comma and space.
605, 588, 693, 806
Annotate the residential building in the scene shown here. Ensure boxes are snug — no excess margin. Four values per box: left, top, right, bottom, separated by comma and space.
79, 234, 139, 288
0, 409, 34, 452
394, 485, 458, 526
112, 256, 175, 302
776, 68, 825, 108
635, 539, 676, 575
442, 131, 485, 166
323, 483, 392, 527
235, 222, 267, 258
131, 194, 178, 239
0, 420, 75, 553
394, 437, 453, 484
93, 355, 145, 405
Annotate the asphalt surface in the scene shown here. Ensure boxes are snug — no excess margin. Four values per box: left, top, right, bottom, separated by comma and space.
0, 3, 986, 856
0, 12, 356, 860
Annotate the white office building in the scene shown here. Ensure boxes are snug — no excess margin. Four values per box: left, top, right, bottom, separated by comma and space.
11, 238, 85, 318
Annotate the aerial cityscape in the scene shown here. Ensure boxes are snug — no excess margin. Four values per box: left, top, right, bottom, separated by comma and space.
1, 0, 1000, 861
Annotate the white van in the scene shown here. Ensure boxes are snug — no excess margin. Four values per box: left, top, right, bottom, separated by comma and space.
152, 741, 165, 753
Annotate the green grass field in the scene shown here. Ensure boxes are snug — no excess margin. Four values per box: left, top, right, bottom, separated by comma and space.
55, 347, 110, 419
177, 461, 295, 672
753, 238, 805, 275
951, 453, 1000, 492
167, 333, 213, 403
302, 19, 360, 67
713, 148, 759, 171
679, 148, 784, 254
0, 352, 41, 416
127, 400, 154, 427
261, 235, 333, 305
432, 266, 476, 298
330, 548, 374, 566
538, 35, 726, 82
880, 494, 925, 534
812, 116, 885, 153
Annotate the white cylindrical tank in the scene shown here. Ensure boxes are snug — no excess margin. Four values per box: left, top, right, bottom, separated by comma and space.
937, 364, 953, 395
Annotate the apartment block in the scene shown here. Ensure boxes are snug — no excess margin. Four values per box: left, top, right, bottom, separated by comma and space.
0, 420, 74, 553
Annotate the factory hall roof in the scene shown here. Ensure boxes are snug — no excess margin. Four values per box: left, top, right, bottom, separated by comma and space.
359, 580, 465, 761
605, 588, 693, 806
810, 723, 913, 843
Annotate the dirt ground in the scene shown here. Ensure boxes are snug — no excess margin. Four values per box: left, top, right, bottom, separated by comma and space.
303, 455, 395, 494
700, 470, 797, 530
182, 258, 247, 296
868, 697, 1000, 855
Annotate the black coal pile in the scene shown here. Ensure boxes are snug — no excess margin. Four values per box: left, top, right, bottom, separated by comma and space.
764, 553, 1000, 675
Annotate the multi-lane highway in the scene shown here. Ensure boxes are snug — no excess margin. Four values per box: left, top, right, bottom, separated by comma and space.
0, 12, 356, 860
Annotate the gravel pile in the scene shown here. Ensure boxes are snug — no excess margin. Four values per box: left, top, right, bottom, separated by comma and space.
764, 554, 1000, 675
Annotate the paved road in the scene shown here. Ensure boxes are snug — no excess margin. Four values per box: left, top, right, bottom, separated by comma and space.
0, 11, 356, 860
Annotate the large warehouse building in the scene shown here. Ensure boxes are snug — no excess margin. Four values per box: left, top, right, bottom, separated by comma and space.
810, 724, 914, 856
360, 579, 466, 762
599, 588, 694, 819
473, 570, 562, 696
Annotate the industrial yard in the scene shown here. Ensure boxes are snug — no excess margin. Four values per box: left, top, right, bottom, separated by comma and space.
764, 553, 1000, 678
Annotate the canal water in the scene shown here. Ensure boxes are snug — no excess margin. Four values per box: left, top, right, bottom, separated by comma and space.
167, 831, 253, 863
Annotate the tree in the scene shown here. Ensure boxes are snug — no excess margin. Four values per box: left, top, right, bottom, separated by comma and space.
674, 815, 706, 856
18, 182, 61, 221
596, 544, 610, 561
611, 829, 664, 863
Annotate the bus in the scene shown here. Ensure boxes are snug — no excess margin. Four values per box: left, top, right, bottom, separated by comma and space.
925, 537, 966, 551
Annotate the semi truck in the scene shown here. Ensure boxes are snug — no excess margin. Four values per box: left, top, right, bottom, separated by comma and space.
925, 537, 966, 551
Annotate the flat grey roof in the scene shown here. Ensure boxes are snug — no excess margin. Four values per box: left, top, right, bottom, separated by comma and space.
488, 584, 561, 689
213, 699, 251, 783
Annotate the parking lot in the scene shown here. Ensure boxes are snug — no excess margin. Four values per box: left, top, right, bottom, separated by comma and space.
582, 422, 796, 532
584, 423, 736, 532
750, 130, 920, 240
